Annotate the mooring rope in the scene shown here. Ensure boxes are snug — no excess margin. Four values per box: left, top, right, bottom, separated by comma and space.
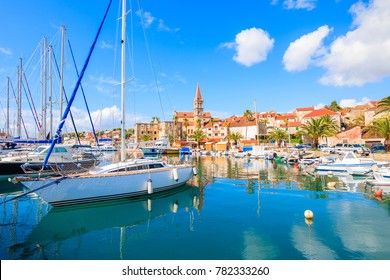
0, 176, 67, 205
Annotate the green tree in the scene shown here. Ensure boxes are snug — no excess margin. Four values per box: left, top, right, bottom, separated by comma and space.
228, 131, 243, 146
349, 114, 365, 127
364, 118, 390, 152
196, 118, 202, 129
183, 118, 189, 141
190, 129, 206, 148
325, 100, 342, 112
376, 96, 390, 115
300, 116, 339, 148
140, 134, 151, 142
268, 129, 287, 148
243, 109, 253, 140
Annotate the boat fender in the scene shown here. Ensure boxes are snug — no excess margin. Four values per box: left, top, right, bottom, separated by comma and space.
147, 179, 153, 194
192, 167, 198, 176
304, 210, 314, 219
173, 167, 179, 181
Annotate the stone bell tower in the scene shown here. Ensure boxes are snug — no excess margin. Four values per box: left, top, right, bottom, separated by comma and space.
193, 83, 204, 128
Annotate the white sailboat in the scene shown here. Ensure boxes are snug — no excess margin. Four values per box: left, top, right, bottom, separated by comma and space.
17, 0, 195, 207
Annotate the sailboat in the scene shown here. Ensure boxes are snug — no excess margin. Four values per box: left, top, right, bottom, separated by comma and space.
16, 0, 195, 207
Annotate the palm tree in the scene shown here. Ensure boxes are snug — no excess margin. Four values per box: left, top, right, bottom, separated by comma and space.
348, 114, 365, 127
183, 118, 189, 141
364, 118, 390, 152
190, 129, 206, 148
376, 96, 390, 115
300, 116, 339, 148
196, 118, 202, 129
228, 131, 243, 146
140, 134, 151, 142
268, 129, 287, 148
243, 109, 253, 140
172, 114, 178, 142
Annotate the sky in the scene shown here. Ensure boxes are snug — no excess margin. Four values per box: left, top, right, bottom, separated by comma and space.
1, 0, 390, 137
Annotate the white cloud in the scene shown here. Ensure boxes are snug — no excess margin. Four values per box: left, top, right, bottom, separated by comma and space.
137, 10, 178, 32
315, 103, 325, 109
273, 0, 317, 10
100, 41, 113, 49
222, 27, 274, 67
283, 25, 332, 72
140, 11, 155, 28
0, 47, 12, 56
339, 97, 371, 108
319, 0, 390, 86
284, 0, 317, 10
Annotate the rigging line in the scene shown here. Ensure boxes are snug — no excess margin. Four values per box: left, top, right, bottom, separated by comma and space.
22, 81, 40, 130
67, 38, 99, 145
9, 78, 29, 138
23, 72, 42, 129
0, 177, 67, 206
136, 0, 166, 121
52, 51, 81, 145
42, 0, 113, 169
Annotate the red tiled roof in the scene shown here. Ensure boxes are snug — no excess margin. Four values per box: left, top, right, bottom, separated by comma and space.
303, 108, 338, 118
176, 112, 194, 118
296, 106, 314, 112
352, 104, 371, 111
275, 114, 296, 120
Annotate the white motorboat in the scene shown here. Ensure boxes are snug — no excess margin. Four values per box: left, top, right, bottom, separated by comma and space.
315, 151, 389, 173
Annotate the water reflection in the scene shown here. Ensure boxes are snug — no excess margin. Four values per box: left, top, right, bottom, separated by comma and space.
4, 185, 201, 259
1, 154, 390, 260
193, 155, 372, 195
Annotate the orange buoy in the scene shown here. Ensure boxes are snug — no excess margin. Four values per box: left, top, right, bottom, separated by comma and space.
374, 188, 383, 197
294, 162, 299, 168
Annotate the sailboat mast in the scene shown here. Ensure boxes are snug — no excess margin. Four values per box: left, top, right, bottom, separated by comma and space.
17, 58, 22, 138
60, 25, 65, 123
42, 37, 48, 139
49, 45, 53, 138
120, 0, 127, 161
6, 77, 10, 137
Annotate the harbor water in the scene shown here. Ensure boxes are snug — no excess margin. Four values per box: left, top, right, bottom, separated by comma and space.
1, 153, 390, 260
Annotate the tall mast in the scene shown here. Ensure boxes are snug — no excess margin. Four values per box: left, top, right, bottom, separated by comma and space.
49, 45, 53, 138
17, 58, 22, 138
6, 77, 10, 137
120, 0, 127, 161
42, 37, 47, 139
60, 25, 65, 123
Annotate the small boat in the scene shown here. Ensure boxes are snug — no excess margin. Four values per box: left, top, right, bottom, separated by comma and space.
0, 144, 98, 180
140, 139, 180, 156
315, 151, 389, 173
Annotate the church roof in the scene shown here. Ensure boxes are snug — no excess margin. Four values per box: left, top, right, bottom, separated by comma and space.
194, 83, 203, 101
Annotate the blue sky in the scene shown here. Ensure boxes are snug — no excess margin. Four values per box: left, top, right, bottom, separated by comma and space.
1, 0, 390, 137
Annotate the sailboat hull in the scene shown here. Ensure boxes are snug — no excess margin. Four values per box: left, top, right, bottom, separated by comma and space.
21, 165, 194, 206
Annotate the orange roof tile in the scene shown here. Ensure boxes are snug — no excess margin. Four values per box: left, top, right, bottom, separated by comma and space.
296, 106, 314, 111
303, 108, 338, 118
275, 114, 296, 120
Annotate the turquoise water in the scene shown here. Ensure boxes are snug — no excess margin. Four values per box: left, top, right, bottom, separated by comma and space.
1, 155, 390, 260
